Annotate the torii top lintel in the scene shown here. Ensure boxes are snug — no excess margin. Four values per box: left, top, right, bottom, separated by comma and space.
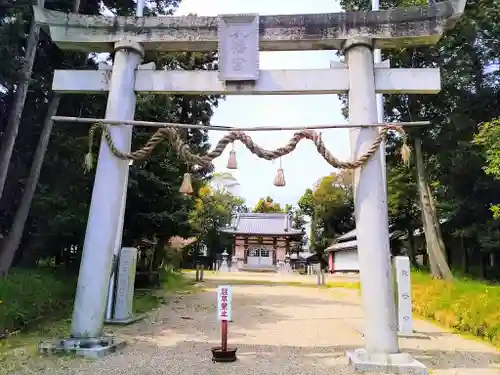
33, 0, 465, 53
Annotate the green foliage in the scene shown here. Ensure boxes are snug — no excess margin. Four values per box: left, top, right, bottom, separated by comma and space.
412, 271, 500, 347
0, 268, 75, 333
473, 118, 500, 218
189, 185, 245, 257
298, 188, 314, 217
298, 173, 354, 253
252, 196, 284, 213
0, 267, 191, 336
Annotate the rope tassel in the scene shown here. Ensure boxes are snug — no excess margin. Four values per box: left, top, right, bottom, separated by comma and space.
273, 158, 286, 187
226, 144, 237, 169
400, 137, 411, 166
179, 173, 194, 195
84, 152, 94, 173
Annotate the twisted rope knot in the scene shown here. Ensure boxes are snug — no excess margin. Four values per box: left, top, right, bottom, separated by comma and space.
84, 122, 406, 173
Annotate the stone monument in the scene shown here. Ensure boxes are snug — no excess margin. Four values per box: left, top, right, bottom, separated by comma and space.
105, 247, 144, 325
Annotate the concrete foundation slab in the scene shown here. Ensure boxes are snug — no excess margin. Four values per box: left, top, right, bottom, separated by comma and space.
347, 348, 428, 375
38, 336, 126, 358
104, 314, 146, 326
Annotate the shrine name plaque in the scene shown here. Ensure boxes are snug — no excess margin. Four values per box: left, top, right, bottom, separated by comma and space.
218, 14, 260, 82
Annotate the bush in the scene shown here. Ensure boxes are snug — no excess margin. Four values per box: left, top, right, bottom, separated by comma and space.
411, 271, 500, 347
0, 268, 75, 334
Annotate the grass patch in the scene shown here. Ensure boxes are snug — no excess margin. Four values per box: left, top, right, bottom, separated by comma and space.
0, 268, 193, 336
135, 270, 195, 313
0, 268, 76, 336
0, 268, 193, 374
411, 270, 500, 347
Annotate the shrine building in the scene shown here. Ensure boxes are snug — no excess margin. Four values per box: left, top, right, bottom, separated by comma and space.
220, 213, 304, 271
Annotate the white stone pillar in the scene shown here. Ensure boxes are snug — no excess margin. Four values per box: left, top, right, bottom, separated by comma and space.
113, 247, 138, 321
393, 256, 413, 335
70, 41, 144, 338
345, 37, 399, 354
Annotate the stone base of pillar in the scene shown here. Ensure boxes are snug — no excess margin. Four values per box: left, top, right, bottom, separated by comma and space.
39, 337, 126, 358
347, 349, 428, 375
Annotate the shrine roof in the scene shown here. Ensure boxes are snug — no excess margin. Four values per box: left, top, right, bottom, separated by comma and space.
337, 229, 357, 242
220, 213, 304, 236
326, 228, 405, 252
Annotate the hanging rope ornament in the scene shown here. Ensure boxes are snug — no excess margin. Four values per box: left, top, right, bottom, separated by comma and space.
226, 143, 238, 169
84, 123, 412, 190
273, 157, 286, 187
179, 163, 194, 195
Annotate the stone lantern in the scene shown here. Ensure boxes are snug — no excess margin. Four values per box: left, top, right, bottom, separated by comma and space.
220, 250, 229, 273
284, 253, 291, 273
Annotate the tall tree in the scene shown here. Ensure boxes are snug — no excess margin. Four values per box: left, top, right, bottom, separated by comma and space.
0, 0, 45, 199
0, 0, 84, 276
189, 184, 245, 259
298, 172, 355, 254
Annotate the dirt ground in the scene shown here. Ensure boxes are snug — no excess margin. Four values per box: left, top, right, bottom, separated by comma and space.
7, 273, 500, 375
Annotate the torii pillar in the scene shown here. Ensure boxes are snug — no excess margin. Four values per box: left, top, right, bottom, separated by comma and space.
345, 37, 423, 373
71, 40, 144, 339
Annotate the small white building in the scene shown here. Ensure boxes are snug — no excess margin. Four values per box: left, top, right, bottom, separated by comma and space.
326, 228, 403, 273
326, 230, 359, 273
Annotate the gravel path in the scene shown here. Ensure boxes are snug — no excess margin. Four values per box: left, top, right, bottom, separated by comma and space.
10, 278, 500, 375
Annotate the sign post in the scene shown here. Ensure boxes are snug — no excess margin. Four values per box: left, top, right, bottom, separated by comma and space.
212, 285, 237, 362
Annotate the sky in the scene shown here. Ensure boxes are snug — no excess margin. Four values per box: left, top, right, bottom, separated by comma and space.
176, 0, 349, 209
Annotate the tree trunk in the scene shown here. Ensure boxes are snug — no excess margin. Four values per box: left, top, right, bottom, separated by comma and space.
14, 234, 40, 268
420, 207, 439, 276
426, 182, 448, 263
0, 0, 82, 276
0, 96, 60, 276
0, 0, 45, 199
460, 234, 469, 274
414, 136, 453, 281
406, 226, 419, 268
478, 252, 486, 279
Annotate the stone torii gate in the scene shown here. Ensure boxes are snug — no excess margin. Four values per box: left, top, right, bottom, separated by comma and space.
34, 1, 465, 373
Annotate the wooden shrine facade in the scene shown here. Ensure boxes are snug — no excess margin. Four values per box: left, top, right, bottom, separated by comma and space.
220, 213, 304, 270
